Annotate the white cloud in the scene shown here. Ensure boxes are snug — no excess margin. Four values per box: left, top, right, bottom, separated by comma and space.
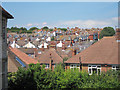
52, 17, 118, 28
42, 22, 47, 25
22, 17, 118, 29
112, 17, 118, 21
27, 23, 33, 27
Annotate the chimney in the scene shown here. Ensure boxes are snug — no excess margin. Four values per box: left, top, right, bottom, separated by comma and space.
116, 28, 120, 42
49, 54, 53, 70
41, 44, 44, 51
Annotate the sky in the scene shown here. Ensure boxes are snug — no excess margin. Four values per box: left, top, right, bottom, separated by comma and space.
2, 2, 118, 29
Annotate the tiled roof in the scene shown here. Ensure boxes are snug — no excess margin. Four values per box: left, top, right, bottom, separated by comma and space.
36, 48, 63, 64
65, 36, 120, 64
9, 47, 38, 64
19, 48, 36, 54
16, 40, 27, 46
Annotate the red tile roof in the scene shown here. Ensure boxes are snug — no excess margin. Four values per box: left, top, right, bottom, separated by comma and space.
36, 48, 63, 64
9, 47, 38, 64
65, 36, 120, 64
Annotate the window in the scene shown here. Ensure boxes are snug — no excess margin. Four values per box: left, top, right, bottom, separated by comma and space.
112, 65, 120, 71
38, 51, 41, 54
54, 64, 56, 68
88, 65, 101, 75
45, 64, 49, 69
70, 64, 80, 71
15, 56, 26, 68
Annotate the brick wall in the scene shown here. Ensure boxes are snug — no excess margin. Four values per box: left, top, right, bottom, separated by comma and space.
88, 35, 93, 40
65, 64, 112, 73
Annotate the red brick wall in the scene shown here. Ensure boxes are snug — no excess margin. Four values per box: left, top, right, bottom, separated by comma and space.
101, 66, 112, 72
88, 35, 93, 40
82, 65, 88, 72
65, 65, 70, 70
65, 64, 112, 72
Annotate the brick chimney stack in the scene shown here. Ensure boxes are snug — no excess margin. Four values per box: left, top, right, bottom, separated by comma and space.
116, 28, 120, 42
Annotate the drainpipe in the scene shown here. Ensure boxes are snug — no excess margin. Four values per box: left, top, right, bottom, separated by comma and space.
79, 57, 82, 72
49, 54, 53, 70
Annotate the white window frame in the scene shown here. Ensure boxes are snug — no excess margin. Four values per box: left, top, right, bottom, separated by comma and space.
112, 65, 119, 71
88, 65, 101, 75
45, 64, 49, 69
70, 64, 80, 71
38, 51, 41, 54
54, 64, 56, 68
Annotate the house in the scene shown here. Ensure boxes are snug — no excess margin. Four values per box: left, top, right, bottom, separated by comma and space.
0, 6, 14, 89
46, 36, 51, 42
37, 41, 49, 49
23, 42, 36, 48
36, 48, 63, 70
19, 48, 36, 58
88, 31, 100, 41
65, 32, 120, 75
16, 40, 28, 48
8, 47, 38, 69
56, 41, 62, 48
10, 41, 21, 48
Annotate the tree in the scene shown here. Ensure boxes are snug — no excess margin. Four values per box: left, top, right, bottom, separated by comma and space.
61, 28, 67, 32
99, 27, 115, 39
29, 27, 39, 31
50, 29, 53, 31
8, 63, 120, 89
11, 27, 20, 30
20, 27, 27, 31
43, 26, 49, 30
51, 36, 55, 41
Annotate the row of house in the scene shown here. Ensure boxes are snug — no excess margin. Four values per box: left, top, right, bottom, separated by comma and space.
8, 29, 120, 75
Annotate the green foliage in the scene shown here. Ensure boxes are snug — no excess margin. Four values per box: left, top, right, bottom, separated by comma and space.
51, 36, 55, 41
29, 27, 39, 31
43, 26, 49, 30
99, 27, 115, 39
7, 27, 28, 33
49, 29, 53, 31
58, 28, 67, 31
20, 27, 27, 31
8, 64, 120, 89
26, 30, 32, 33
63, 57, 68, 62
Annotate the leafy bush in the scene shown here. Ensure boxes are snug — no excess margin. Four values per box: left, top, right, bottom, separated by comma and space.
8, 63, 120, 89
